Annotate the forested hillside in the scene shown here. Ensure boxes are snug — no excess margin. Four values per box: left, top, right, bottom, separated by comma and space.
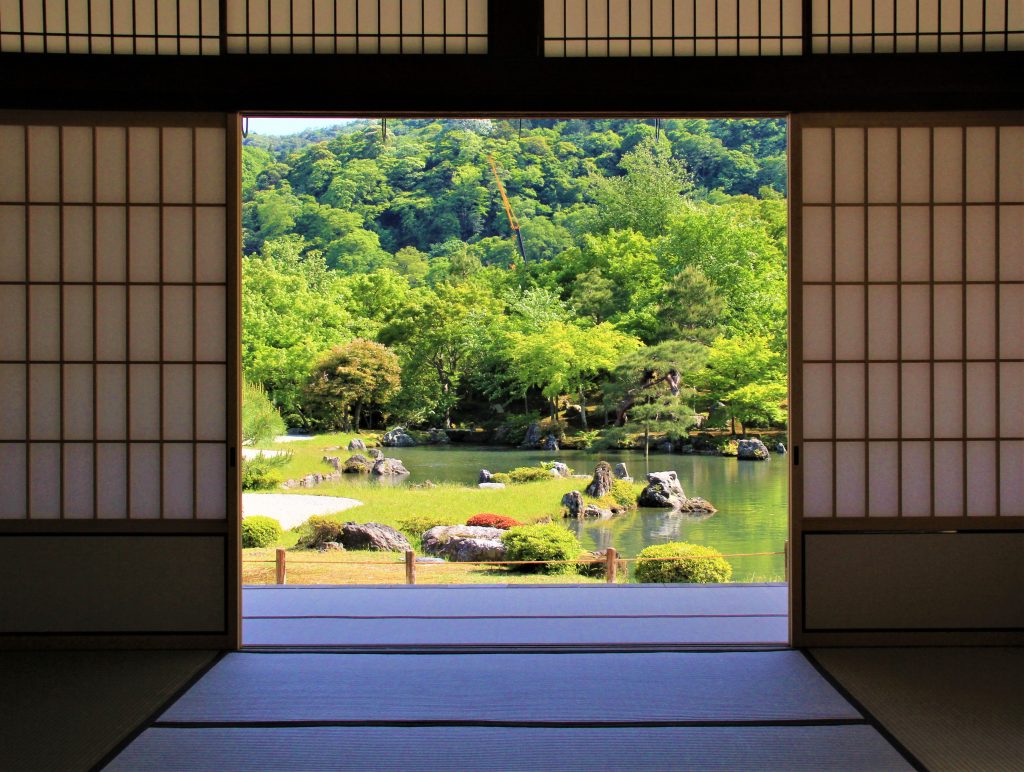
242, 118, 788, 441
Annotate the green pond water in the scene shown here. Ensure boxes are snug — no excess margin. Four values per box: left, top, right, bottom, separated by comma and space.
332, 446, 788, 581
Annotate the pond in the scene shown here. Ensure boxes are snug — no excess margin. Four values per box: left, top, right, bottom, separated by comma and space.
331, 445, 788, 581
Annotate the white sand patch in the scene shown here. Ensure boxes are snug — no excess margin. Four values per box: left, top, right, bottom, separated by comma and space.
241, 448, 289, 460
242, 493, 363, 530
272, 434, 315, 443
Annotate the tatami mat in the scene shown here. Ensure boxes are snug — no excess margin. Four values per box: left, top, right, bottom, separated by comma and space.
0, 650, 216, 772
107, 725, 912, 771
813, 647, 1024, 772
161, 651, 860, 723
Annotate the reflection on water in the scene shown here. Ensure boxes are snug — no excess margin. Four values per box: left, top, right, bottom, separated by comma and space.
326, 445, 788, 580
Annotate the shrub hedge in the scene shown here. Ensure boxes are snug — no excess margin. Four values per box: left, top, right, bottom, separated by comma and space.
397, 513, 462, 539
241, 516, 282, 548
634, 542, 733, 583
295, 515, 344, 549
501, 523, 581, 574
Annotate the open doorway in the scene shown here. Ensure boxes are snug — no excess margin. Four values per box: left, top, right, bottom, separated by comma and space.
238, 115, 789, 647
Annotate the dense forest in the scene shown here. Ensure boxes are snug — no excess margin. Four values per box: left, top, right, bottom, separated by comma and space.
242, 118, 788, 443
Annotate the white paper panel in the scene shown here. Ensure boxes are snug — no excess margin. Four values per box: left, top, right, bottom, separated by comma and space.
867, 206, 898, 280
195, 364, 226, 441
834, 286, 865, 360
802, 129, 832, 203
1000, 284, 1023, 359
129, 442, 160, 519
1000, 205, 1023, 280
899, 285, 930, 360
835, 363, 865, 438
0, 444, 27, 517
932, 284, 962, 359
129, 364, 160, 440
96, 206, 127, 281
0, 364, 27, 439
932, 206, 962, 280
932, 127, 963, 203
834, 128, 865, 203
27, 126, 60, 202
195, 207, 226, 282
28, 284, 59, 361
0, 125, 26, 201
95, 128, 127, 203
900, 128, 931, 203
803, 442, 833, 516
965, 127, 997, 201
965, 284, 997, 358
901, 362, 931, 438
195, 287, 226, 361
802, 286, 832, 360
867, 285, 898, 360
0, 285, 26, 359
129, 285, 161, 360
966, 362, 997, 437
61, 126, 93, 203
29, 443, 60, 518
802, 363, 832, 439
162, 208, 193, 283
834, 207, 864, 282
932, 362, 963, 438
62, 285, 93, 361
162, 285, 193, 361
96, 364, 126, 440
163, 443, 194, 519
1000, 442, 1024, 516
96, 442, 128, 518
867, 128, 898, 203
868, 363, 898, 437
1000, 127, 1024, 201
128, 127, 160, 203
965, 441, 998, 514
1000, 362, 1024, 438
62, 205, 93, 282
932, 442, 964, 516
901, 440, 931, 516
196, 443, 227, 519
95, 285, 127, 361
835, 442, 866, 516
63, 363, 93, 440
162, 128, 193, 204
163, 364, 193, 440
801, 206, 832, 282
195, 128, 227, 204
0, 206, 26, 280
28, 364, 59, 440
63, 443, 94, 519
900, 206, 930, 281
965, 206, 996, 280
28, 205, 60, 281
129, 206, 160, 282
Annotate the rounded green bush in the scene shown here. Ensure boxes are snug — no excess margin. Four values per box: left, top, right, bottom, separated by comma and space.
501, 523, 581, 574
241, 516, 282, 548
295, 516, 343, 549
397, 513, 462, 539
634, 542, 733, 584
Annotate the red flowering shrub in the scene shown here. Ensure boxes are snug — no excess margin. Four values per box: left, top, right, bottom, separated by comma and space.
466, 513, 522, 529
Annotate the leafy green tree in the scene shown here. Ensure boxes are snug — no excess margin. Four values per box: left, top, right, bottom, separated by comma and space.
695, 335, 787, 434
302, 339, 401, 431
242, 380, 286, 445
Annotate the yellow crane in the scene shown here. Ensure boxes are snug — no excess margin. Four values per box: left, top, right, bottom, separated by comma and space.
487, 154, 527, 265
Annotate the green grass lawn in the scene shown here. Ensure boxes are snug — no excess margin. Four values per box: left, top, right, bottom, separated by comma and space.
254, 431, 381, 483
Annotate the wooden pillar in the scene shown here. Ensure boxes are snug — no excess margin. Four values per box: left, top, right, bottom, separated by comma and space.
405, 550, 416, 585
275, 548, 286, 585
606, 547, 618, 584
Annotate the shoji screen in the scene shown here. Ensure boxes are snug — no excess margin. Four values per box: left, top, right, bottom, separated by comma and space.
0, 112, 239, 648
791, 112, 1024, 646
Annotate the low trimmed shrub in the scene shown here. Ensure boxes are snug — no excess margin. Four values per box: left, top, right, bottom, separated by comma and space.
397, 513, 462, 539
504, 466, 555, 484
466, 513, 522, 529
634, 542, 733, 584
490, 472, 511, 484
295, 515, 344, 549
241, 516, 282, 548
607, 479, 641, 510
501, 523, 581, 574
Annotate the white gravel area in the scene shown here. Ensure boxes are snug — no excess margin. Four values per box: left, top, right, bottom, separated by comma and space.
242, 493, 364, 530
272, 434, 315, 443
241, 448, 289, 460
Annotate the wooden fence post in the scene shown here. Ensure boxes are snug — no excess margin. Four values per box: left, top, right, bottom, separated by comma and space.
606, 547, 617, 584
275, 548, 286, 585
405, 550, 416, 585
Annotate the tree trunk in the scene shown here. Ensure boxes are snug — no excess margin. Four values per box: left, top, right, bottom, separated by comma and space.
731, 415, 737, 436
578, 388, 588, 429
550, 397, 558, 421
354, 402, 363, 433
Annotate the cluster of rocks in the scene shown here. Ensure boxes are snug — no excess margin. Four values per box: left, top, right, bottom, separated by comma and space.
382, 427, 416, 447
421, 525, 506, 562
341, 452, 410, 476
519, 422, 560, 451
281, 455, 345, 489
561, 490, 614, 519
635, 434, 786, 459
562, 461, 634, 519
638, 471, 717, 514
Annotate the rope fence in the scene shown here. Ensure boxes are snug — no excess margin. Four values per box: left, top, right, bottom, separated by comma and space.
245, 547, 788, 586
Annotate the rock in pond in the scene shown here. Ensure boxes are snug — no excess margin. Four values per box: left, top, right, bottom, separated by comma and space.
541, 433, 560, 451
341, 522, 411, 552
613, 462, 633, 482
737, 438, 770, 461
638, 471, 716, 514
347, 438, 367, 452
520, 422, 543, 448
342, 454, 374, 474
421, 525, 507, 562
382, 427, 416, 447
369, 448, 384, 460
584, 461, 614, 498
561, 490, 584, 518
372, 457, 410, 476
427, 428, 450, 444
774, 442, 787, 454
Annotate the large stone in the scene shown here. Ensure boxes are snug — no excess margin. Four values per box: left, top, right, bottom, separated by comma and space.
421, 525, 507, 562
541, 433, 560, 451
478, 469, 494, 483
382, 427, 416, 447
347, 438, 367, 451
737, 438, 770, 461
342, 454, 373, 474
561, 490, 584, 518
322, 456, 342, 472
638, 471, 688, 508
372, 457, 410, 476
549, 462, 571, 478
520, 422, 543, 448
613, 462, 633, 482
369, 448, 384, 460
427, 428, 450, 444
774, 442, 787, 454
341, 522, 411, 551
584, 461, 614, 498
